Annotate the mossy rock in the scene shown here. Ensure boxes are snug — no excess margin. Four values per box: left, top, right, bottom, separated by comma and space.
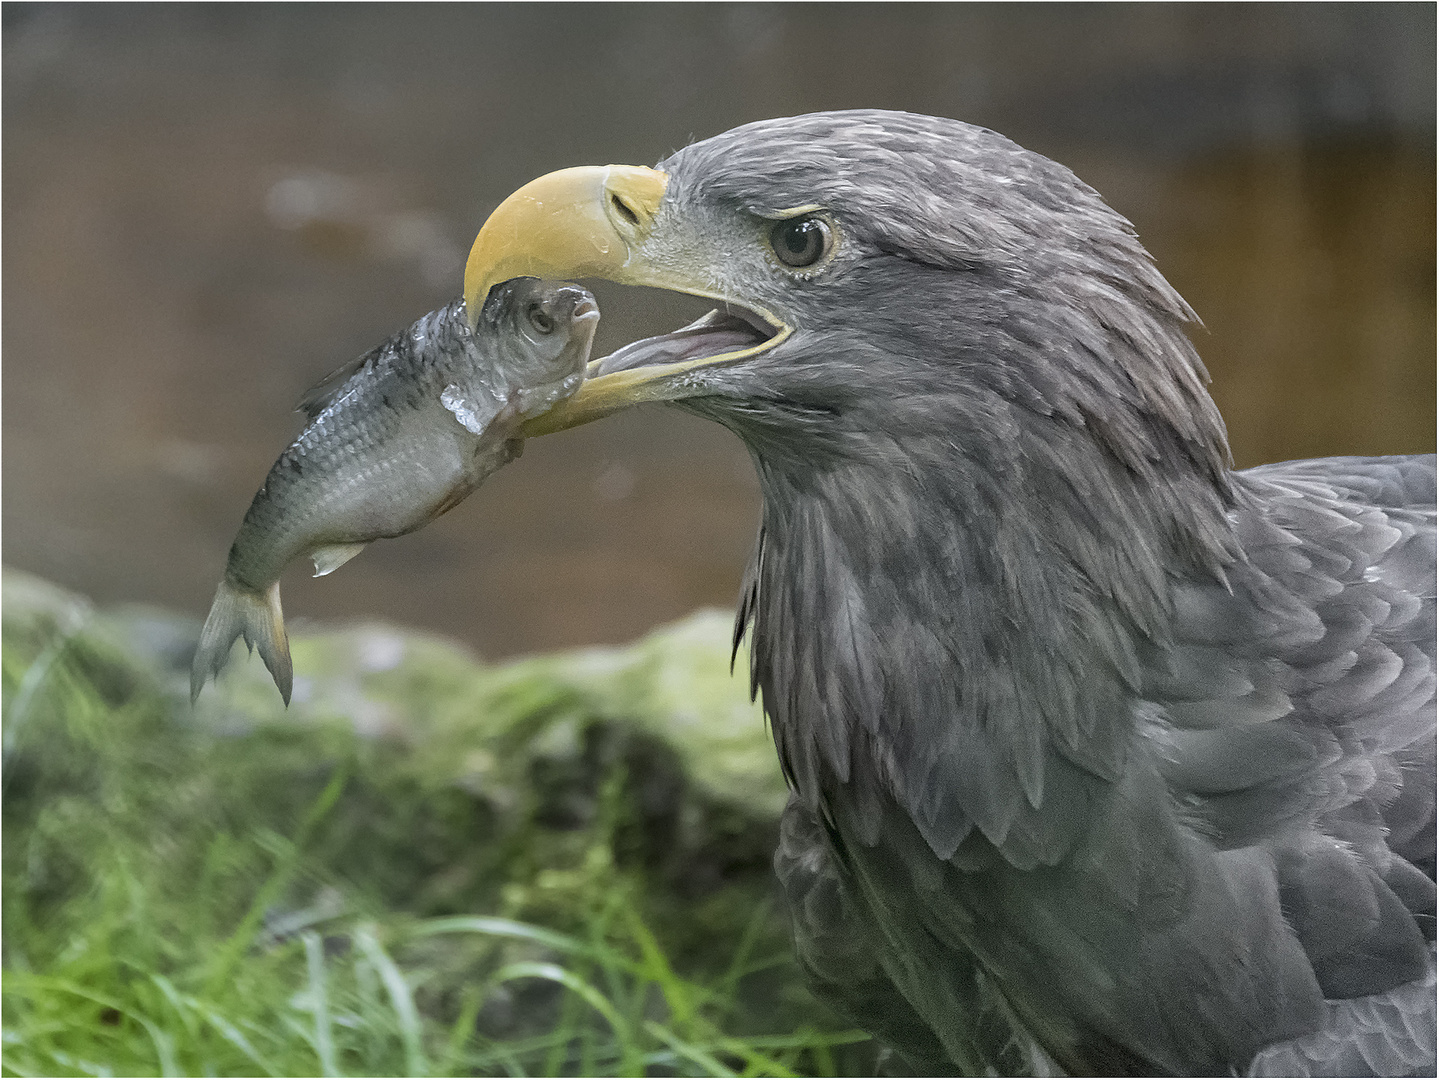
2, 568, 868, 1075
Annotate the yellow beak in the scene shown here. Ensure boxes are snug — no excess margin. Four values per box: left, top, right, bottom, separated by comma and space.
464, 165, 670, 322
464, 165, 789, 436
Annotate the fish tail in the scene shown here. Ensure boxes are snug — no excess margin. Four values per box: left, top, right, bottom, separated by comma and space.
190, 580, 293, 705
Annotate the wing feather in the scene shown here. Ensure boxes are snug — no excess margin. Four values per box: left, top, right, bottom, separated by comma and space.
1153, 455, 1435, 1062
770, 450, 1434, 1074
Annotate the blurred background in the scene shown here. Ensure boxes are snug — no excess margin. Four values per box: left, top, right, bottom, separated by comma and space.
5, 2, 1435, 661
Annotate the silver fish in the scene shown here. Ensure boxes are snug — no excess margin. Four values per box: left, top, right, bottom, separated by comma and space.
191, 277, 599, 704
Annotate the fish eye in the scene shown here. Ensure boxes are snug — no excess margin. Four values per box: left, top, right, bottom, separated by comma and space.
527, 302, 555, 335
769, 215, 832, 269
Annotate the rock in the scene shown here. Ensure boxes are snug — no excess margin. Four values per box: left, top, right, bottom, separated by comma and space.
1, 568, 855, 1061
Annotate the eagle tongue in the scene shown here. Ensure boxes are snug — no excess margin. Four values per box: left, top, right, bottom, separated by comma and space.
594, 309, 767, 375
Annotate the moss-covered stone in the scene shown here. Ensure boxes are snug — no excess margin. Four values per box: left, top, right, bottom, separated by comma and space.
3, 569, 868, 1074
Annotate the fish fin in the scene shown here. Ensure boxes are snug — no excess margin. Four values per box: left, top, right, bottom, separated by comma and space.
431, 485, 475, 520
296, 340, 387, 420
311, 543, 367, 577
440, 384, 494, 435
190, 580, 293, 705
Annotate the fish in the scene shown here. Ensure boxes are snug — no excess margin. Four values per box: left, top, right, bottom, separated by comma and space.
190, 277, 599, 704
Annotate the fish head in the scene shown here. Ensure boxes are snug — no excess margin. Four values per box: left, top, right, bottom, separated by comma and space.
477, 277, 599, 416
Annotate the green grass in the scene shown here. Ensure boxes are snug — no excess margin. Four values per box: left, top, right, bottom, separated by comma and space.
1, 574, 871, 1076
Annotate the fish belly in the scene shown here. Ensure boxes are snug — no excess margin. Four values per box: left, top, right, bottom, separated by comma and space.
305, 419, 481, 544
228, 411, 484, 590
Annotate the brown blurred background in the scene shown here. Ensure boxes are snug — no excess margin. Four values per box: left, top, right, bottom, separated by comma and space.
4, 3, 1434, 660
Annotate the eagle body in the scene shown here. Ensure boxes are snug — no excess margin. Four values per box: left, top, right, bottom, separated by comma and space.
668, 116, 1436, 1075
463, 111, 1436, 1075
764, 454, 1435, 1076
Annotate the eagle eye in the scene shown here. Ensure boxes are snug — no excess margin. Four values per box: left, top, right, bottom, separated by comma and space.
770, 215, 832, 269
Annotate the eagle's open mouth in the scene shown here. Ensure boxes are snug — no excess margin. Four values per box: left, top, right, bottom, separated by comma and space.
516, 301, 789, 436
592, 305, 786, 377
518, 297, 788, 437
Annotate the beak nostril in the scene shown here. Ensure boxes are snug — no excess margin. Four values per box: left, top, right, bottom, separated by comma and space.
610, 193, 640, 228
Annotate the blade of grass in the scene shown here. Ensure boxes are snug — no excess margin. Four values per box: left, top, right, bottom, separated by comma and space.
643, 1020, 737, 1077
542, 963, 585, 1079
436, 983, 484, 1077
721, 1030, 871, 1051
641, 1022, 809, 1079
204, 766, 348, 995
810, 1035, 836, 1079
2, 601, 90, 777
145, 974, 200, 1045
736, 1027, 872, 1077
456, 1028, 582, 1075
353, 924, 429, 1077
716, 1035, 811, 1075
302, 931, 339, 1077
713, 898, 774, 1017
714, 1034, 804, 1078
583, 890, 625, 1014
148, 1026, 179, 1079
411, 916, 598, 963
29, 1048, 113, 1078
489, 961, 637, 1075
737, 1027, 872, 1076
189, 1000, 282, 1077
623, 906, 692, 1027
351, 944, 385, 1067
3, 973, 178, 1077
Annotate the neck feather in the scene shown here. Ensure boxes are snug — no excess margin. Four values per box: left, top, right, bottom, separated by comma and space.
732, 387, 1240, 860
